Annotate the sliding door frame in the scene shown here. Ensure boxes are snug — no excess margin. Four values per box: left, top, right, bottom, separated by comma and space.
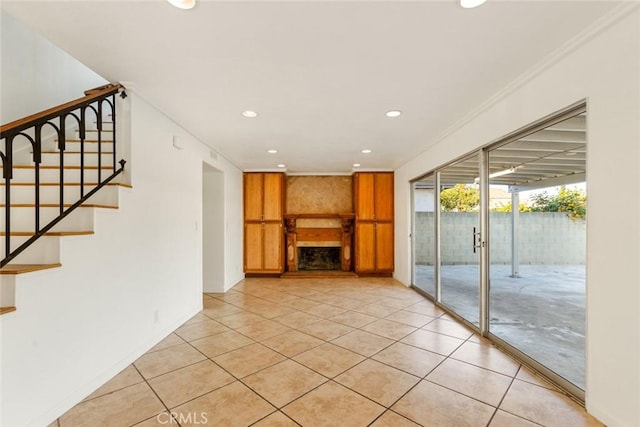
409, 99, 587, 402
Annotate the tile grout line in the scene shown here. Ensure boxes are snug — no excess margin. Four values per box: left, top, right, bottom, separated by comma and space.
368, 331, 483, 425
204, 292, 415, 422
129, 363, 181, 427
60, 280, 590, 426
488, 364, 547, 427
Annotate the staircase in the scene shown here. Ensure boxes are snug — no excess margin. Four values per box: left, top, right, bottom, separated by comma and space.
0, 84, 128, 315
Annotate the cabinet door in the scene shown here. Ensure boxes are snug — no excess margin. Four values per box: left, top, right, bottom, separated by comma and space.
375, 222, 394, 271
244, 173, 264, 221
354, 173, 375, 221
355, 222, 376, 272
263, 173, 284, 221
374, 173, 394, 221
244, 223, 263, 271
263, 222, 283, 271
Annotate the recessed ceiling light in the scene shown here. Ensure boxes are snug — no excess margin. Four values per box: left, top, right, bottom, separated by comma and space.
167, 0, 196, 10
277, 164, 286, 168
460, 0, 487, 9
385, 110, 401, 118
361, 149, 372, 154
242, 110, 258, 118
353, 163, 361, 167
267, 149, 278, 154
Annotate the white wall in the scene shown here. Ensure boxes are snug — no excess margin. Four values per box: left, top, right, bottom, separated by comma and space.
0, 92, 244, 426
0, 11, 107, 123
394, 6, 640, 426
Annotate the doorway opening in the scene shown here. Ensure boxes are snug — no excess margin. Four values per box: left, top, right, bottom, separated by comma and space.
202, 163, 224, 293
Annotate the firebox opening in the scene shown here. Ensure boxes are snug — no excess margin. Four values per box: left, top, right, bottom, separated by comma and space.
298, 247, 341, 270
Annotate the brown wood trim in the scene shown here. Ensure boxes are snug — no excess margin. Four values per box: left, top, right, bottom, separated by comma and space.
281, 271, 358, 279
297, 227, 342, 241
84, 83, 119, 96
0, 307, 17, 315
0, 263, 62, 275
284, 213, 355, 219
1, 84, 122, 135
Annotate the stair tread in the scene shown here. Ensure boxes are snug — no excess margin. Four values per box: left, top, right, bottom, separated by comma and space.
56, 139, 114, 143
0, 203, 117, 209
0, 182, 132, 188
41, 151, 115, 154
0, 307, 17, 315
0, 230, 94, 237
0, 263, 62, 275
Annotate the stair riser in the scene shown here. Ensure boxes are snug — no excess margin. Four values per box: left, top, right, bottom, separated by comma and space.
1, 236, 60, 264
0, 207, 94, 233
1, 185, 118, 205
61, 142, 114, 152
6, 168, 115, 183
40, 152, 115, 167
79, 125, 113, 133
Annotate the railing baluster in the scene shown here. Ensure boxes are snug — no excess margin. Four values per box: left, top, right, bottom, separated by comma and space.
97, 102, 102, 183
59, 140, 64, 216
80, 108, 85, 198
4, 173, 10, 260
111, 95, 117, 175
34, 125, 42, 232
3, 137, 13, 262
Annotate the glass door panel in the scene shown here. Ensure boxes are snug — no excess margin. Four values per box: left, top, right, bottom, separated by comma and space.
412, 175, 436, 296
487, 112, 586, 389
439, 154, 480, 326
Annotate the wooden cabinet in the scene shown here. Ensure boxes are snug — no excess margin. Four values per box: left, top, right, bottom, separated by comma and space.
353, 172, 394, 275
243, 173, 285, 274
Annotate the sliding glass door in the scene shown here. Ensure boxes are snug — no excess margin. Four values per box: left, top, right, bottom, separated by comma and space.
411, 174, 436, 297
439, 154, 481, 326
487, 111, 587, 391
410, 103, 587, 397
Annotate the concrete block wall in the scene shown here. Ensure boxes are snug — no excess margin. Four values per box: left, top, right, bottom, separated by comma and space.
414, 212, 585, 265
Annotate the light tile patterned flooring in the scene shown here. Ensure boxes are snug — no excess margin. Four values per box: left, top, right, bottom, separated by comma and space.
52, 277, 602, 427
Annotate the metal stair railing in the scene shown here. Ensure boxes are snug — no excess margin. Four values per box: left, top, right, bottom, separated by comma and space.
0, 84, 127, 267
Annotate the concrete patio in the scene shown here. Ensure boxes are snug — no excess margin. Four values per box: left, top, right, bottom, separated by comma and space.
414, 264, 585, 388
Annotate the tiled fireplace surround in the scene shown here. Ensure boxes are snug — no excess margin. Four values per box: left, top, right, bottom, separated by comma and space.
285, 176, 355, 272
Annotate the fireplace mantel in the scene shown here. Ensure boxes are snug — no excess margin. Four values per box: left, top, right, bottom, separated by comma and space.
284, 213, 354, 272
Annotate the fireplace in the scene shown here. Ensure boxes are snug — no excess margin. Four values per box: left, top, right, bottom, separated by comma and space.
298, 247, 341, 270
284, 213, 354, 272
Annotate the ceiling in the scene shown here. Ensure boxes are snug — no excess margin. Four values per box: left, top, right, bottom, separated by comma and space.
1, 1, 619, 174
436, 112, 586, 190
